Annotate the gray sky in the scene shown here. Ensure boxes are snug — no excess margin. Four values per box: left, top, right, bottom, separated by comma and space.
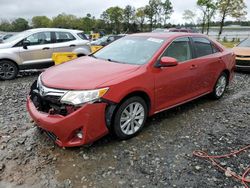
0, 0, 249, 24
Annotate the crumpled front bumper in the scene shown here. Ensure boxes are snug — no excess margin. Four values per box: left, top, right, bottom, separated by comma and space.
27, 97, 109, 147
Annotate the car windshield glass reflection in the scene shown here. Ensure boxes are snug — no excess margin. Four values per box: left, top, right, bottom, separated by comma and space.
94, 37, 165, 65
4, 31, 32, 43
238, 38, 250, 47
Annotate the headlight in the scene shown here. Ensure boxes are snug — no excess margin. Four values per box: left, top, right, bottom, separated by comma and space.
60, 88, 109, 106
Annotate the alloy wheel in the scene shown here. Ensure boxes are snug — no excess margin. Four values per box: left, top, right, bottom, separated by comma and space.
0, 63, 16, 80
120, 102, 145, 135
215, 75, 227, 97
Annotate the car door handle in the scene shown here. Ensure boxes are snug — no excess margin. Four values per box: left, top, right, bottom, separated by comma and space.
190, 64, 198, 70
42, 47, 50, 50
69, 44, 76, 47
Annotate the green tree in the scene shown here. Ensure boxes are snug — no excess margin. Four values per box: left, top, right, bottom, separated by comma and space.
136, 7, 146, 31
123, 5, 136, 32
183, 10, 196, 24
0, 20, 13, 32
161, 0, 173, 26
217, 0, 247, 35
145, 0, 161, 30
52, 13, 79, 29
197, 0, 217, 34
101, 6, 124, 33
32, 16, 51, 28
80, 15, 95, 33
12, 18, 29, 32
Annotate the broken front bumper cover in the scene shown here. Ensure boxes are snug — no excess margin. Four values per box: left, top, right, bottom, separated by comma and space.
27, 97, 109, 147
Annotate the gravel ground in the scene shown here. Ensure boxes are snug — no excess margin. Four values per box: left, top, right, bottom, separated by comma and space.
0, 71, 249, 188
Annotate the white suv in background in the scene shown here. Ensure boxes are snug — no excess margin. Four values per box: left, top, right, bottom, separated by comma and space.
0, 28, 91, 80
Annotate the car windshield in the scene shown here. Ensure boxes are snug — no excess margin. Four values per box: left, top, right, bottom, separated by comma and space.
238, 38, 250, 47
93, 36, 166, 65
4, 31, 31, 43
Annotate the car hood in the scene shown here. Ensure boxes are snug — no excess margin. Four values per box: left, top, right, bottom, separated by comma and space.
0, 42, 13, 49
41, 56, 141, 90
233, 47, 250, 56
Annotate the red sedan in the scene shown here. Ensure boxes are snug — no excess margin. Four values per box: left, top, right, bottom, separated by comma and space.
27, 33, 235, 147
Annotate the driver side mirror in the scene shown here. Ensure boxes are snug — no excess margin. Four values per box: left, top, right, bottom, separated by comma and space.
157, 57, 178, 67
23, 40, 30, 49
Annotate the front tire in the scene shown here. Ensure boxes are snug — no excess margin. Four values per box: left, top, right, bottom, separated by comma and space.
113, 96, 148, 140
0, 60, 18, 80
211, 72, 227, 99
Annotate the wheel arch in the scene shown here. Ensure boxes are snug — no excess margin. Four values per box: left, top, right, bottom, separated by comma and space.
222, 69, 230, 85
105, 90, 152, 132
0, 58, 19, 70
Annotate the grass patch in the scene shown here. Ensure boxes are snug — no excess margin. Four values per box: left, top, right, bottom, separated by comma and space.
219, 41, 238, 48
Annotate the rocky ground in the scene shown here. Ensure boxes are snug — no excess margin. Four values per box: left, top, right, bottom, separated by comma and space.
0, 71, 249, 188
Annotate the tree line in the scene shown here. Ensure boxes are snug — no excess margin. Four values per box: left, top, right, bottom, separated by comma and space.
0, 0, 173, 34
0, 0, 248, 36
183, 0, 247, 35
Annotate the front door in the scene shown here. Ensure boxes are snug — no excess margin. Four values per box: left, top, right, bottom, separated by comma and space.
19, 32, 54, 65
154, 37, 198, 112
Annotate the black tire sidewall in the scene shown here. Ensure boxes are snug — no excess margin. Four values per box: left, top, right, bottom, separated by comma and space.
212, 72, 227, 99
0, 60, 18, 80
113, 96, 148, 140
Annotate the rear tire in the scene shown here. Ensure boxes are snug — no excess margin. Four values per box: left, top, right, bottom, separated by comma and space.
211, 72, 227, 99
113, 96, 148, 140
0, 60, 18, 80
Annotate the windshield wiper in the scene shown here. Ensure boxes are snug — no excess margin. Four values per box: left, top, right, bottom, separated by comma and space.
107, 58, 125, 64
89, 54, 97, 58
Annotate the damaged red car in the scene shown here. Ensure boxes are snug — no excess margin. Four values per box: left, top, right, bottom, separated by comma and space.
27, 33, 235, 147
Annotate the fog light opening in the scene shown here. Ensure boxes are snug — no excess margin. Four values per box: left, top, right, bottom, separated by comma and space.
76, 129, 83, 139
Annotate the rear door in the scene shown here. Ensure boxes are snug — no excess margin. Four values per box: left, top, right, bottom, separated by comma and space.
19, 32, 54, 64
52, 31, 78, 53
190, 37, 223, 94
154, 37, 198, 111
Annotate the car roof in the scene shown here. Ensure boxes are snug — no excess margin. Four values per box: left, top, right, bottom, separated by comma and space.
129, 32, 207, 39
25, 28, 83, 34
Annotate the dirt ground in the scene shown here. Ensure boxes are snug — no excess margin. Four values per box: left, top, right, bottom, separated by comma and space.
0, 71, 249, 188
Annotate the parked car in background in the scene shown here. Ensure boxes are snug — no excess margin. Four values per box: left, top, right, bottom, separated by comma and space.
152, 28, 169, 33
0, 28, 91, 80
152, 28, 195, 33
232, 38, 250, 71
0, 33, 14, 42
90, 34, 126, 52
169, 28, 194, 33
27, 32, 235, 147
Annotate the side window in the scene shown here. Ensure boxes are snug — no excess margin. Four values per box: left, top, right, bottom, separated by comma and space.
25, 32, 51, 46
193, 37, 213, 57
55, 32, 75, 43
162, 37, 192, 62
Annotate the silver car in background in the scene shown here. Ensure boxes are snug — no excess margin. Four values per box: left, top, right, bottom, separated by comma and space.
0, 28, 91, 80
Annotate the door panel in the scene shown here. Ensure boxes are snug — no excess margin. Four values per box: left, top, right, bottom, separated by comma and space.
19, 44, 54, 64
52, 32, 77, 53
191, 37, 222, 94
154, 37, 198, 111
154, 61, 197, 111
19, 32, 53, 64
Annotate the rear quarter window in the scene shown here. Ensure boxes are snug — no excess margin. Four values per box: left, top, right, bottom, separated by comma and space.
77, 32, 88, 40
55, 32, 75, 43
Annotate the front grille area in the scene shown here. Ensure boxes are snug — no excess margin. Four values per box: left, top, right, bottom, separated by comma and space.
30, 80, 78, 116
236, 55, 250, 58
236, 59, 250, 66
